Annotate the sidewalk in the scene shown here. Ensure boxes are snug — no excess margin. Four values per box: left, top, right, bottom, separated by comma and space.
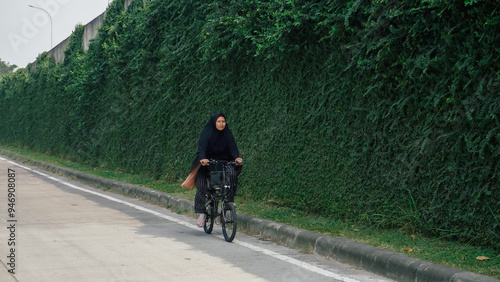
1, 150, 498, 282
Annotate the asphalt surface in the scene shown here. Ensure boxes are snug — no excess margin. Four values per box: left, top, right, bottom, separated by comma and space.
0, 153, 393, 282
0, 150, 498, 282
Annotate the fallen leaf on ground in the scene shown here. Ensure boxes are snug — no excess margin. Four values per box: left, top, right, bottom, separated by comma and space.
405, 248, 413, 252
476, 256, 490, 261
411, 235, 416, 239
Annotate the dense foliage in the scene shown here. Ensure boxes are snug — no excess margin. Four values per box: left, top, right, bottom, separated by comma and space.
0, 59, 17, 78
0, 0, 498, 248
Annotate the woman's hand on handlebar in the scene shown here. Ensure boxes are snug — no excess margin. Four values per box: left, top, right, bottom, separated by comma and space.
235, 158, 243, 165
200, 159, 210, 166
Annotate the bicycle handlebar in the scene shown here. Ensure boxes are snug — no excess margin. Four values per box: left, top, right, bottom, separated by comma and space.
208, 159, 241, 166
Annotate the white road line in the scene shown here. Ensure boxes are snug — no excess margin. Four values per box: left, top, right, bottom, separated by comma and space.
1, 157, 360, 282
234, 240, 360, 281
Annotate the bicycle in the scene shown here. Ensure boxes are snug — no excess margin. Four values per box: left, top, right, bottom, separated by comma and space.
203, 159, 238, 242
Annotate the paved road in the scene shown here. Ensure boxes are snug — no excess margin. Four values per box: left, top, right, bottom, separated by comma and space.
0, 157, 394, 282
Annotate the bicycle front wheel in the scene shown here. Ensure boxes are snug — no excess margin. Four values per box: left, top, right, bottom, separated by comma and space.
204, 201, 215, 234
221, 202, 237, 242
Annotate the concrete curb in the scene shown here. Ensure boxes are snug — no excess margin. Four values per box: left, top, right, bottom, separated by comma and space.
1, 150, 498, 282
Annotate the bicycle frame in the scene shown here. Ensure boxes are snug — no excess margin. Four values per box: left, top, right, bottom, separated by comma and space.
203, 159, 238, 242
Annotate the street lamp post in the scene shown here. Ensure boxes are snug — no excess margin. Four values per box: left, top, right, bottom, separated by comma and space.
28, 5, 53, 49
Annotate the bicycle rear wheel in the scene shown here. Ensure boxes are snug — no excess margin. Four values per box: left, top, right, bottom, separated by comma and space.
221, 202, 237, 242
204, 200, 215, 234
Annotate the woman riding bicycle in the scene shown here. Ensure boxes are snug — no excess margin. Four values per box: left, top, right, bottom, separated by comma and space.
182, 113, 243, 227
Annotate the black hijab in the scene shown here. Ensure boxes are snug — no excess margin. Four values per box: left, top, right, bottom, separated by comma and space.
191, 113, 240, 170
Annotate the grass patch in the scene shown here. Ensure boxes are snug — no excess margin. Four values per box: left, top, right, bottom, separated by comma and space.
0, 145, 498, 279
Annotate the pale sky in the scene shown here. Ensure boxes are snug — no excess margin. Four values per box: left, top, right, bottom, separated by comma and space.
0, 0, 111, 68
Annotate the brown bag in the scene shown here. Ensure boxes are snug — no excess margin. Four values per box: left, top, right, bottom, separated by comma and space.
181, 163, 201, 190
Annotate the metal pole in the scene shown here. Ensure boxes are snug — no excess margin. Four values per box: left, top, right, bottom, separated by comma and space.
28, 5, 53, 49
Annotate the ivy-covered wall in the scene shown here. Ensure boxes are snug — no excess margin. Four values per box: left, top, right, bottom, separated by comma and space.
0, 0, 498, 248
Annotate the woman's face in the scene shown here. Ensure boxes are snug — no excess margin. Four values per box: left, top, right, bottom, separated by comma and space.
215, 116, 226, 131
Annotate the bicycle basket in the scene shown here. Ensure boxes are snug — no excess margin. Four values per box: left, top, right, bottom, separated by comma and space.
210, 171, 229, 188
